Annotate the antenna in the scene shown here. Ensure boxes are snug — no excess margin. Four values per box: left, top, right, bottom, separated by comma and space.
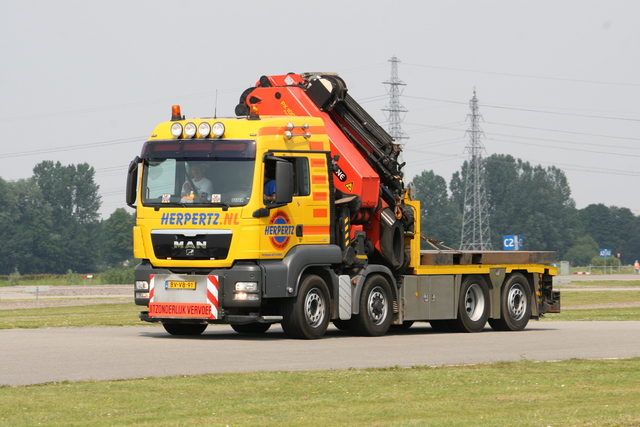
214, 89, 218, 119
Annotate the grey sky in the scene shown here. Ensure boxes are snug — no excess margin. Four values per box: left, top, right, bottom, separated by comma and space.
1, 1, 638, 218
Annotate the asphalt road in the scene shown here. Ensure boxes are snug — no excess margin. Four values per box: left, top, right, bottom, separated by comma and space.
2, 321, 640, 386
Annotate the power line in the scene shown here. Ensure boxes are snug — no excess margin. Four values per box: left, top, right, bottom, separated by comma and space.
403, 62, 640, 88
0, 137, 143, 159
487, 136, 640, 158
404, 95, 640, 122
485, 121, 640, 143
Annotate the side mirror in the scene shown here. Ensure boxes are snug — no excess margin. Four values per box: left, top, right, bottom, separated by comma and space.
275, 161, 293, 204
126, 156, 141, 208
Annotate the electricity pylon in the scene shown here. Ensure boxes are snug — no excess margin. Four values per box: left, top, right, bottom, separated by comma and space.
460, 89, 492, 250
382, 56, 409, 145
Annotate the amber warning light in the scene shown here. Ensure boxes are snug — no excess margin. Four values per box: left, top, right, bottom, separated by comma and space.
171, 105, 183, 121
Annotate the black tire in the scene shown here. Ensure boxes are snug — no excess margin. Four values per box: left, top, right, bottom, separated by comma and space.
453, 275, 489, 333
281, 275, 330, 339
162, 323, 208, 336
489, 273, 532, 331
350, 275, 393, 336
379, 215, 405, 270
332, 319, 351, 331
231, 323, 271, 334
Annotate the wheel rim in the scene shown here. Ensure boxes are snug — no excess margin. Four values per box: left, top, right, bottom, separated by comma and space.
304, 289, 325, 328
367, 286, 388, 326
507, 284, 527, 321
465, 283, 485, 321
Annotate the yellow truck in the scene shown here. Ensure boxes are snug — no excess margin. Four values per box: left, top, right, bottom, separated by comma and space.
127, 72, 559, 339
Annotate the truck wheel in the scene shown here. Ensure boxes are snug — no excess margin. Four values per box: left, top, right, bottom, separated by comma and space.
489, 273, 531, 331
281, 275, 330, 339
351, 274, 393, 336
231, 323, 271, 334
162, 323, 207, 336
453, 275, 489, 333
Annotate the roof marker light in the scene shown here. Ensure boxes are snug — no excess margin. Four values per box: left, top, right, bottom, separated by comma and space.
184, 122, 197, 138
212, 122, 225, 138
170, 122, 183, 138
198, 122, 211, 138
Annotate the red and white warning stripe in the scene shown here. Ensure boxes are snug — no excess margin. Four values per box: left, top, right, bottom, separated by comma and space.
207, 275, 219, 319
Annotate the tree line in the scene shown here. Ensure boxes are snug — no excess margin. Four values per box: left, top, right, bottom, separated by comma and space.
413, 153, 640, 266
0, 161, 134, 275
1, 156, 638, 274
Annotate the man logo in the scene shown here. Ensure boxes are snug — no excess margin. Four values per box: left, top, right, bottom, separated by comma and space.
173, 241, 207, 249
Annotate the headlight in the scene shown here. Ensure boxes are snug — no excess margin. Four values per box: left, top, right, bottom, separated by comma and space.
170, 123, 183, 138
135, 281, 149, 290
212, 122, 225, 138
184, 122, 197, 138
198, 122, 211, 138
235, 282, 258, 292
136, 292, 150, 299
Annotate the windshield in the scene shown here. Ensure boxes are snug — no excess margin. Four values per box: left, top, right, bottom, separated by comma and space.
140, 139, 256, 207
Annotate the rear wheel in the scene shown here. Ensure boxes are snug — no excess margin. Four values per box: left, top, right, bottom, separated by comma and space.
162, 323, 207, 336
351, 275, 393, 336
489, 273, 532, 331
281, 275, 330, 339
453, 275, 489, 332
231, 323, 271, 334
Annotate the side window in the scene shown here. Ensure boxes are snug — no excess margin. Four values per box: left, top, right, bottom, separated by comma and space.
263, 156, 310, 202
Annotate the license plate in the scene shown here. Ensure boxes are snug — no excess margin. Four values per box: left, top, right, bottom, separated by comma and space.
165, 280, 196, 290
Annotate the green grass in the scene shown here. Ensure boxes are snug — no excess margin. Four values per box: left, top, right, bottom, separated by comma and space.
561, 290, 640, 305
0, 303, 147, 329
1, 358, 639, 426
540, 289, 640, 321
0, 267, 134, 287
543, 306, 640, 321
558, 280, 640, 287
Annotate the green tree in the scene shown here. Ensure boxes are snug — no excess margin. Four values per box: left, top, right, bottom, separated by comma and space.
579, 204, 640, 265
101, 208, 135, 267
564, 235, 599, 267
30, 161, 102, 273
0, 177, 57, 274
411, 170, 461, 248
481, 154, 579, 256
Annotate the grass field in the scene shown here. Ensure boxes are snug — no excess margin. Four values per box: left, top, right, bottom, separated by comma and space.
1, 358, 639, 426
0, 303, 144, 329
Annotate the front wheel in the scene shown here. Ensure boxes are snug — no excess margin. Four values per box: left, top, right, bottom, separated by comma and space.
281, 275, 330, 339
452, 275, 489, 333
162, 323, 208, 336
489, 273, 532, 331
350, 275, 393, 336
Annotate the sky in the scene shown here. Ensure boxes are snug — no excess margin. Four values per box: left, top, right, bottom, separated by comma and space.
1, 1, 639, 218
